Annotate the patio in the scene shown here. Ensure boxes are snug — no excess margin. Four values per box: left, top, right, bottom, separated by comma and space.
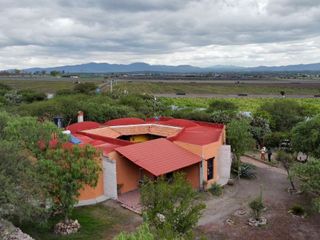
117, 190, 142, 214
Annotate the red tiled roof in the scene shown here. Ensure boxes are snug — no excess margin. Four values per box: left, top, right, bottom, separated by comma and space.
115, 138, 201, 176
158, 118, 199, 128
171, 126, 222, 145
104, 118, 145, 126
66, 121, 101, 133
71, 134, 120, 154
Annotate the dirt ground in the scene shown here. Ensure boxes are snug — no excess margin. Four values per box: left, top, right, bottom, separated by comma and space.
197, 156, 320, 240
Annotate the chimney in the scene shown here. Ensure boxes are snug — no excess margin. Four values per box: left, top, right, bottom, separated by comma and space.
77, 111, 84, 123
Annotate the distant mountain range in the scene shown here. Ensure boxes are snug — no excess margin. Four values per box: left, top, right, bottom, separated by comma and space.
21, 62, 320, 73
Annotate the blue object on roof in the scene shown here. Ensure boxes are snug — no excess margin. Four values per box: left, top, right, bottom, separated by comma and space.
70, 134, 82, 144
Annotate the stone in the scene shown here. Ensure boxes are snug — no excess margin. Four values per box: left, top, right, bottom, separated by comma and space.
54, 219, 81, 235
248, 217, 267, 227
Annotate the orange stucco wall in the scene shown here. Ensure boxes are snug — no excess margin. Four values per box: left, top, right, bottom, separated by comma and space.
78, 159, 104, 201
109, 151, 200, 193
182, 163, 200, 189
174, 128, 225, 189
109, 151, 149, 194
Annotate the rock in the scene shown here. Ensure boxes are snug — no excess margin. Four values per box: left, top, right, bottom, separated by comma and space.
54, 219, 81, 235
226, 218, 234, 225
234, 209, 247, 216
248, 217, 267, 227
227, 179, 235, 186
0, 219, 34, 240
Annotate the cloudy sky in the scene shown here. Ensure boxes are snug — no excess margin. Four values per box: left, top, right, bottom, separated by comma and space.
1, 0, 320, 69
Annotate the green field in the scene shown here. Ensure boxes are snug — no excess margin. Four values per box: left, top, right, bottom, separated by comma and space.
160, 97, 320, 113
115, 81, 320, 95
0, 78, 102, 93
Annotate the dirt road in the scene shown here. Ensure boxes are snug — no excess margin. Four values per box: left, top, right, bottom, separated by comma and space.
198, 156, 320, 240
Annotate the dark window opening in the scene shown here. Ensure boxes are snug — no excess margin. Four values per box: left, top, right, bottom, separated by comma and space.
165, 172, 174, 183
207, 158, 214, 180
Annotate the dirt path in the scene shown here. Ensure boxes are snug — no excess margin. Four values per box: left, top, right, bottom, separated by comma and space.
198, 156, 320, 239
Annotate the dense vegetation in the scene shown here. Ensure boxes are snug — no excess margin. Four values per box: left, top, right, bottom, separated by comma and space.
1, 81, 320, 239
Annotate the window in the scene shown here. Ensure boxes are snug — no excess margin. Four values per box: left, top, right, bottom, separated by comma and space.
207, 158, 214, 180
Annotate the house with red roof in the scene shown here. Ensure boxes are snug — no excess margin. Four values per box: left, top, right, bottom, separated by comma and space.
65, 117, 232, 211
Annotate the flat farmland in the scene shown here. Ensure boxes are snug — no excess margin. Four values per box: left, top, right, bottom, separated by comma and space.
115, 81, 320, 96
0, 77, 102, 92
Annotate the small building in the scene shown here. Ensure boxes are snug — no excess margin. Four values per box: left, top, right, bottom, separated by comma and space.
65, 117, 232, 210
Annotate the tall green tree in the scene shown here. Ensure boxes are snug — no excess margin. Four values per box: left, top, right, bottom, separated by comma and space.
256, 99, 306, 132
293, 160, 320, 212
291, 115, 320, 159
0, 140, 46, 222
227, 119, 254, 178
4, 116, 101, 222
40, 145, 101, 221
276, 150, 296, 191
140, 173, 205, 239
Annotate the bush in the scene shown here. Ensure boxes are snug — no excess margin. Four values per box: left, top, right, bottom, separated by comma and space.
18, 89, 47, 103
74, 82, 97, 94
232, 162, 256, 179
289, 205, 305, 216
141, 173, 205, 239
114, 224, 155, 240
249, 193, 264, 220
208, 183, 223, 196
264, 131, 290, 148
207, 100, 238, 112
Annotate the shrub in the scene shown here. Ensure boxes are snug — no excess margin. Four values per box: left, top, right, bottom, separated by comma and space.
74, 82, 97, 94
141, 173, 205, 239
114, 224, 155, 240
249, 192, 264, 220
289, 204, 305, 216
208, 183, 223, 196
232, 162, 256, 179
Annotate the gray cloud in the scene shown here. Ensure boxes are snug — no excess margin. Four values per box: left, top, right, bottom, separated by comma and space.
0, 0, 319, 69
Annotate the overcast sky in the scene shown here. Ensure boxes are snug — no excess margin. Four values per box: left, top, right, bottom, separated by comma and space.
0, 0, 320, 69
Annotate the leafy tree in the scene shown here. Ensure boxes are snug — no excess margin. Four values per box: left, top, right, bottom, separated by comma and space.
4, 117, 101, 222
18, 89, 47, 103
209, 110, 237, 124
172, 109, 211, 122
0, 111, 10, 138
0, 82, 11, 96
206, 100, 239, 124
276, 150, 296, 191
227, 119, 254, 178
0, 141, 46, 222
293, 160, 320, 212
249, 116, 271, 147
40, 145, 101, 221
74, 82, 97, 94
207, 99, 238, 112
50, 70, 61, 77
140, 173, 205, 239
256, 99, 305, 132
291, 115, 320, 159
263, 131, 290, 148
4, 90, 22, 105
114, 224, 155, 240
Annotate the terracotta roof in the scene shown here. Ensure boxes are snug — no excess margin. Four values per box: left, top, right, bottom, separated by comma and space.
172, 126, 222, 145
115, 138, 201, 176
158, 119, 199, 128
105, 118, 145, 126
66, 121, 101, 133
82, 127, 121, 138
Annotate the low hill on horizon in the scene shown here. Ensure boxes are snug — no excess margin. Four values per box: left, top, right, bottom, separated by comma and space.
20, 62, 320, 73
